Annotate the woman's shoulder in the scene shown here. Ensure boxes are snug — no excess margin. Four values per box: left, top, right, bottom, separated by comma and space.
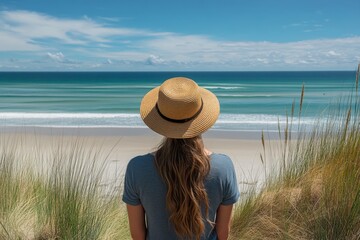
210, 153, 235, 172
210, 153, 232, 163
127, 153, 155, 169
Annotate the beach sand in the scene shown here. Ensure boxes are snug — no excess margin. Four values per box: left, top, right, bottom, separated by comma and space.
0, 127, 280, 193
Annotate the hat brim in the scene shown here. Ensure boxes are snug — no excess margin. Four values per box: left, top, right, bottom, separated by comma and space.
140, 86, 220, 139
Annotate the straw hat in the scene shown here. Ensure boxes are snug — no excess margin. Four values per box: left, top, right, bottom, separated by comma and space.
140, 77, 220, 139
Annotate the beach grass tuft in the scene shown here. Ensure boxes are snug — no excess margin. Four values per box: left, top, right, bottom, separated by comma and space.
230, 69, 360, 239
0, 136, 130, 239
356, 63, 359, 92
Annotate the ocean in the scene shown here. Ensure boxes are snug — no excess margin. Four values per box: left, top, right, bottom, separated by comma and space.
0, 71, 356, 132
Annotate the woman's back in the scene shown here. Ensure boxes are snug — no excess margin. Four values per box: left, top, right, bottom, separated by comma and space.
123, 153, 239, 239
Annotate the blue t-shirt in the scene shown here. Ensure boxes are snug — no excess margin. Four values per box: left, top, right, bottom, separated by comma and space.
122, 153, 240, 240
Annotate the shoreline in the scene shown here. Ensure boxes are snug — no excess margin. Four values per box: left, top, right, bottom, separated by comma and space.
0, 126, 283, 192
0, 125, 288, 140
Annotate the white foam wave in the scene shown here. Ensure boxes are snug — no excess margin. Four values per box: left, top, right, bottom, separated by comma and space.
203, 86, 244, 90
0, 112, 320, 131
217, 94, 273, 97
0, 112, 139, 119
217, 114, 316, 123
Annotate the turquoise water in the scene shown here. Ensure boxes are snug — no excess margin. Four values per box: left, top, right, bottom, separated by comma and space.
0, 71, 356, 131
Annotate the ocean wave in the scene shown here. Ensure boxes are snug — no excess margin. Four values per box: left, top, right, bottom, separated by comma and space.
0, 112, 321, 131
217, 94, 273, 97
217, 114, 317, 124
0, 112, 139, 119
203, 86, 244, 90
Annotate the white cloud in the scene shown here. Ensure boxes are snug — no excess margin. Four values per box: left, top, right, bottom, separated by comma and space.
89, 35, 360, 70
138, 35, 360, 69
0, 10, 162, 50
284, 20, 324, 32
45, 52, 80, 66
91, 63, 102, 68
146, 55, 165, 65
326, 50, 340, 56
93, 51, 149, 61
47, 52, 65, 62
0, 30, 43, 51
0, 10, 359, 70
99, 17, 120, 22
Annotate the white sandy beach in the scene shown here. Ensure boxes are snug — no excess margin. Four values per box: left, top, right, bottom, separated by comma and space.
0, 126, 281, 194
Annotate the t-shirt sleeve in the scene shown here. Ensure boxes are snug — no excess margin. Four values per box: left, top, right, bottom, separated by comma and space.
221, 156, 240, 205
122, 158, 142, 206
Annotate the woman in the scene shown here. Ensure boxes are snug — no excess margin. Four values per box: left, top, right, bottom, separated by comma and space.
122, 77, 239, 240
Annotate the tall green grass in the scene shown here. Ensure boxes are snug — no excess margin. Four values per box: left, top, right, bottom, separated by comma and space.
0, 136, 130, 239
231, 66, 360, 239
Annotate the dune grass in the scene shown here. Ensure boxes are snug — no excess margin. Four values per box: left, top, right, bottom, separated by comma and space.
230, 66, 360, 239
0, 136, 130, 239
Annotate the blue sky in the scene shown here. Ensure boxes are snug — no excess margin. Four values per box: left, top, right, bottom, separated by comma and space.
0, 0, 359, 71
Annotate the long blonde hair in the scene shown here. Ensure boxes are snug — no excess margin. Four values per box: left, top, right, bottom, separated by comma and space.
155, 135, 211, 240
